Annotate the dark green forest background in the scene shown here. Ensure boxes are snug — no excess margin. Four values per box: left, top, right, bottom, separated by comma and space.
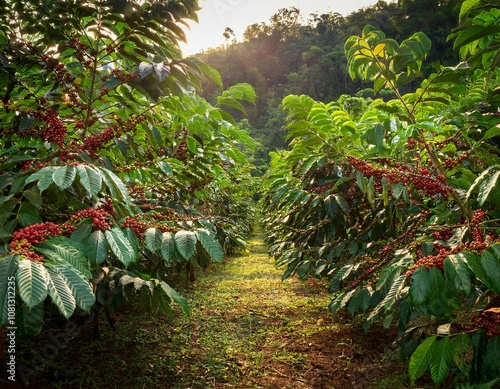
194, 0, 463, 175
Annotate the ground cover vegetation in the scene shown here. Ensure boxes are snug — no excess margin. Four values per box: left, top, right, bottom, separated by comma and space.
0, 0, 499, 388
261, 0, 500, 386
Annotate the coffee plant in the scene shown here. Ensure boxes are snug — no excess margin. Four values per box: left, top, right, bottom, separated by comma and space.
262, 1, 500, 386
0, 0, 256, 336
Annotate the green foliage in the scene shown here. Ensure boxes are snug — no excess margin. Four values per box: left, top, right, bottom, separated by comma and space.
0, 0, 256, 335
262, 2, 500, 385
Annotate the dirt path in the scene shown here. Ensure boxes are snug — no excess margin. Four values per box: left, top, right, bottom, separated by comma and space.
1, 231, 411, 389
163, 231, 408, 389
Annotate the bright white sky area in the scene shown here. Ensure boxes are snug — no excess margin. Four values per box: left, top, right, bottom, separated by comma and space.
181, 0, 395, 55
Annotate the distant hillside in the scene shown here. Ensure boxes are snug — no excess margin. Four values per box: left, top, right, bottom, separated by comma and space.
194, 0, 462, 174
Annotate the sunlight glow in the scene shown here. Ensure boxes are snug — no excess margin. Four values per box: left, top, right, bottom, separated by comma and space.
181, 0, 396, 56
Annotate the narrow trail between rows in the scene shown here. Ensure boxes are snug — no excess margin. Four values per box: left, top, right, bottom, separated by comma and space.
165, 229, 405, 389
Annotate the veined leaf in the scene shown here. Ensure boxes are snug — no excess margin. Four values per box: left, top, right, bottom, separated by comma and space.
429, 337, 453, 385
86, 230, 108, 266
46, 266, 76, 319
174, 230, 197, 261
76, 165, 102, 196
478, 169, 500, 206
49, 264, 95, 311
145, 228, 163, 253
480, 250, 500, 293
25, 166, 57, 192
196, 228, 224, 263
461, 251, 497, 291
452, 334, 473, 374
409, 266, 430, 306
161, 232, 176, 262
0, 255, 20, 325
99, 168, 131, 204
409, 335, 437, 384
160, 281, 190, 315
36, 236, 91, 280
52, 165, 76, 190
444, 255, 472, 296
16, 260, 49, 308
105, 227, 136, 267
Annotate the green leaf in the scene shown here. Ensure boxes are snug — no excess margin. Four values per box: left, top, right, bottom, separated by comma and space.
17, 303, 43, 336
86, 230, 108, 266
0, 255, 20, 325
480, 249, 500, 293
52, 165, 76, 190
429, 337, 453, 385
409, 335, 437, 384
46, 266, 76, 319
25, 166, 57, 193
76, 165, 102, 196
49, 264, 95, 311
174, 230, 197, 261
409, 266, 430, 306
444, 255, 472, 296
36, 236, 91, 279
23, 187, 42, 209
160, 281, 190, 315
145, 228, 163, 253
452, 334, 473, 374
453, 25, 500, 50
483, 337, 500, 380
105, 227, 136, 267
196, 229, 224, 263
16, 260, 49, 308
478, 169, 500, 206
461, 251, 497, 292
100, 168, 131, 204
17, 201, 43, 227
160, 232, 176, 262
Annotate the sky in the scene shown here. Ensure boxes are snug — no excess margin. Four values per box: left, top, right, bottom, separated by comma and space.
181, 0, 394, 55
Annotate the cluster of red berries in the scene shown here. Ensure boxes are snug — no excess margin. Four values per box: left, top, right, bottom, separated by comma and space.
347, 156, 452, 197
121, 216, 178, 237
433, 227, 453, 241
41, 55, 75, 84
18, 161, 33, 170
406, 247, 458, 276
176, 139, 188, 161
9, 222, 62, 262
36, 109, 68, 147
442, 151, 470, 170
406, 138, 418, 150
9, 239, 44, 262
471, 209, 487, 225
80, 128, 115, 157
121, 217, 149, 235
468, 310, 500, 339
71, 207, 112, 231
308, 182, 334, 195
67, 37, 91, 68
463, 228, 489, 252
11, 222, 62, 245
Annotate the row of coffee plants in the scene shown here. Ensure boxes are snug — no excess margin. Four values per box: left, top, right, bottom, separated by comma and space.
262, 1, 499, 386
0, 0, 256, 336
